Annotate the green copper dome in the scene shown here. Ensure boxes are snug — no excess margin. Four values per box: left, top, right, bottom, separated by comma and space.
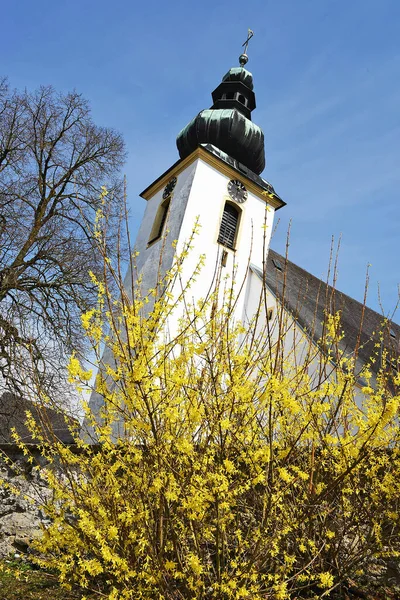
222, 67, 254, 90
177, 109, 265, 175
176, 59, 265, 175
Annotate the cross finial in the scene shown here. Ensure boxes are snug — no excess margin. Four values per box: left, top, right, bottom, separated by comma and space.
239, 28, 254, 66
242, 28, 254, 54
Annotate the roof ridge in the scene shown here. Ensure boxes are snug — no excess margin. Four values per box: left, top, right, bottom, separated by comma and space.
268, 249, 399, 328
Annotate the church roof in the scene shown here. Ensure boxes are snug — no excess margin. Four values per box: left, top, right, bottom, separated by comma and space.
254, 250, 399, 379
0, 393, 77, 444
176, 55, 266, 175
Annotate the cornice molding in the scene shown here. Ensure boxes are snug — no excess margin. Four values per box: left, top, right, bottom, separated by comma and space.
140, 147, 285, 210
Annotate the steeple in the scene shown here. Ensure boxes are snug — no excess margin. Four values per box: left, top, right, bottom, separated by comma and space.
86, 32, 285, 440
176, 31, 266, 175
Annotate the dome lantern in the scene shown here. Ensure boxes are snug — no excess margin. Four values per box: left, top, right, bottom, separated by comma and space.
176, 30, 266, 175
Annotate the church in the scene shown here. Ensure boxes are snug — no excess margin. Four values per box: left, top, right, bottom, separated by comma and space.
88, 41, 399, 422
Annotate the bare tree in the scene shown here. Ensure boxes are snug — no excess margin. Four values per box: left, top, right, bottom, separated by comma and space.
0, 78, 125, 399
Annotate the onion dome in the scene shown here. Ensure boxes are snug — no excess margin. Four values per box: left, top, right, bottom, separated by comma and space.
222, 66, 254, 90
176, 54, 265, 175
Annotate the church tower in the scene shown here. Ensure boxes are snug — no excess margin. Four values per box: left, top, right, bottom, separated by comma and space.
86, 37, 286, 433
127, 43, 285, 332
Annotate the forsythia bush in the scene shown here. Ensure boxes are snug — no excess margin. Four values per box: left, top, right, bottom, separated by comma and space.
24, 233, 400, 600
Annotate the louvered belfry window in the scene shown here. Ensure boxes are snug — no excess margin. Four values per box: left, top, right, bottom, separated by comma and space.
156, 199, 169, 239
218, 203, 239, 249
148, 199, 170, 245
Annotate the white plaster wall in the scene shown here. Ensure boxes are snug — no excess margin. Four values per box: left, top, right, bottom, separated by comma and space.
122, 156, 276, 330
242, 269, 277, 336
121, 155, 276, 314
163, 158, 275, 335
126, 161, 198, 301
241, 270, 311, 366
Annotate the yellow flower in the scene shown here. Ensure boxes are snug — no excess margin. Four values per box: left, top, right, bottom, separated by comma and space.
220, 418, 231, 430
223, 459, 235, 473
165, 560, 176, 571
187, 553, 203, 575
319, 572, 334, 589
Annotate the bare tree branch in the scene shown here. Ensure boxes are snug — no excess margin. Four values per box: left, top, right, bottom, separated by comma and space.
0, 79, 126, 399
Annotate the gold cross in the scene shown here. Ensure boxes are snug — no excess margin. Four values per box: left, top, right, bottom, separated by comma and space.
242, 29, 254, 55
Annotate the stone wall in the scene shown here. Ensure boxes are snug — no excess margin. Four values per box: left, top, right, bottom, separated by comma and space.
0, 444, 53, 557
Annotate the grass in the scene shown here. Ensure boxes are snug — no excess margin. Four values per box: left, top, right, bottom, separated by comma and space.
0, 558, 95, 600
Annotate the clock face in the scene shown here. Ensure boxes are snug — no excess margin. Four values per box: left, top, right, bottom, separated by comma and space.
163, 176, 177, 199
227, 179, 248, 204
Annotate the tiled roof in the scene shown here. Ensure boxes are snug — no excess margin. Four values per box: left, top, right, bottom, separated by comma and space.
257, 249, 399, 378
0, 393, 77, 444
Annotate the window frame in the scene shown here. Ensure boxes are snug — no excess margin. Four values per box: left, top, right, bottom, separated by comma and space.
148, 196, 171, 246
217, 200, 242, 251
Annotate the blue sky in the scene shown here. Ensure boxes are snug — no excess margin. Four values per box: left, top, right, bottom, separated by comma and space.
3, 0, 399, 316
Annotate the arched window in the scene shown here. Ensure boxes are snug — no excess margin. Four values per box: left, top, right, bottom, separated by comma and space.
218, 202, 239, 249
148, 197, 171, 245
